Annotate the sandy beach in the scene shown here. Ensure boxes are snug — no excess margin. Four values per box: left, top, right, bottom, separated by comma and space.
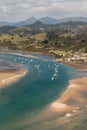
49, 60, 87, 115
31, 77, 87, 123
50, 77, 87, 114
12, 53, 38, 59
63, 61, 87, 71
0, 69, 27, 88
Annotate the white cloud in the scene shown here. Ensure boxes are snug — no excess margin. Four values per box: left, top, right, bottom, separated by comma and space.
0, 0, 87, 22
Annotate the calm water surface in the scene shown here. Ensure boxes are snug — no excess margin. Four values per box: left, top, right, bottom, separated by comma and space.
0, 51, 85, 130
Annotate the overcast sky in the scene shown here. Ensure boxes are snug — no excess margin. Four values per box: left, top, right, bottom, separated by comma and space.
0, 0, 87, 22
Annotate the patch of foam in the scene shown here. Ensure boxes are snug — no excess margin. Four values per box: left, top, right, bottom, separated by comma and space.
51, 102, 66, 109
69, 84, 76, 88
65, 113, 72, 117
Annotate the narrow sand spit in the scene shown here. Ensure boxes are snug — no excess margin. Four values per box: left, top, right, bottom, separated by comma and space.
12, 53, 38, 59
0, 69, 27, 88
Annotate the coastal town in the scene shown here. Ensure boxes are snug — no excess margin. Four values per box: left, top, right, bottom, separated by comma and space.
50, 50, 87, 62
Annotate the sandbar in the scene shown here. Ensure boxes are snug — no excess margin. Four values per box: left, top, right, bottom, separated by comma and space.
0, 69, 27, 88
50, 77, 87, 114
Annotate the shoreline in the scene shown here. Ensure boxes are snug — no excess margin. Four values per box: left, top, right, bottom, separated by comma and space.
62, 61, 87, 71
34, 77, 87, 122
49, 61, 87, 115
49, 58, 87, 115
0, 49, 87, 118
49, 77, 87, 115
34, 60, 87, 121
0, 68, 27, 88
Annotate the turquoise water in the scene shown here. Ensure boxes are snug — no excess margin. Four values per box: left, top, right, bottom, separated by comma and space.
0, 52, 85, 130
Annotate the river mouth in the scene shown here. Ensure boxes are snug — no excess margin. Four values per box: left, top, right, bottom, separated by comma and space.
0, 50, 86, 130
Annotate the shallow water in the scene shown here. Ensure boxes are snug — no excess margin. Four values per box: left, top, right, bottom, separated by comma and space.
0, 51, 86, 130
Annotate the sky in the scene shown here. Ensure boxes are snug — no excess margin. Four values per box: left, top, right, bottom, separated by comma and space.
0, 0, 87, 22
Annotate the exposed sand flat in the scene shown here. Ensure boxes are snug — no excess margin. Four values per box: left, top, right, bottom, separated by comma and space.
62, 61, 87, 71
11, 53, 38, 59
50, 77, 87, 114
32, 77, 87, 122
0, 69, 27, 88
50, 102, 74, 113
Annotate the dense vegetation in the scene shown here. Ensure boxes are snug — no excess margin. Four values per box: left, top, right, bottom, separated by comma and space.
0, 21, 87, 58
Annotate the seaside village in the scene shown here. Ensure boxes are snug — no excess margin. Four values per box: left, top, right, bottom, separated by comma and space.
49, 50, 87, 62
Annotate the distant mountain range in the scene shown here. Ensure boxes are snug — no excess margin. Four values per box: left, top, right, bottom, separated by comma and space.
39, 17, 58, 24
15, 17, 37, 26
0, 21, 87, 35
30, 21, 48, 28
1, 16, 87, 27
